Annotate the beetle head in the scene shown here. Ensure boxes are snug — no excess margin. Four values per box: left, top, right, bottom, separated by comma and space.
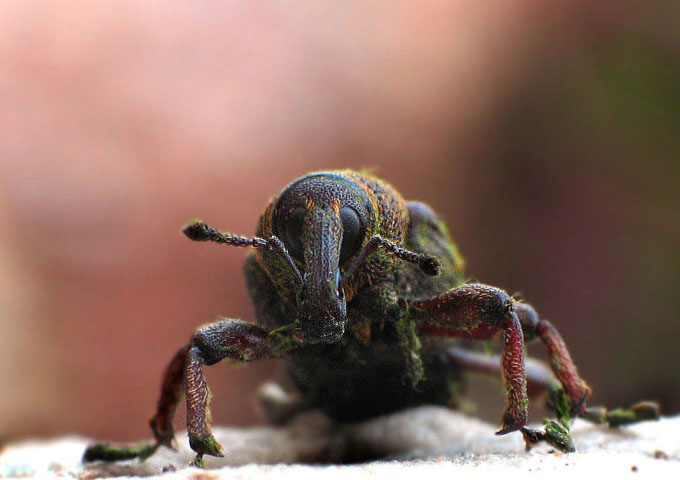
183, 170, 434, 346
270, 173, 373, 344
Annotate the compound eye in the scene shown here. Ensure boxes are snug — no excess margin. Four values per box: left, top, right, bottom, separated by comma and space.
339, 206, 364, 263
281, 207, 307, 262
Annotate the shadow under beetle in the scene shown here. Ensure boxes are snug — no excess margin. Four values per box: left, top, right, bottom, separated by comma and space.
84, 170, 659, 466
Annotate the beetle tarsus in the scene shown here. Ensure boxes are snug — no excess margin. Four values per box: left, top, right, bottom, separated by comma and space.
188, 433, 224, 458
190, 453, 205, 468
82, 441, 159, 463
581, 401, 660, 427
520, 423, 575, 453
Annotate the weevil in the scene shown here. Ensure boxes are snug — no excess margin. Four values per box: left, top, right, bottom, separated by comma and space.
84, 170, 659, 466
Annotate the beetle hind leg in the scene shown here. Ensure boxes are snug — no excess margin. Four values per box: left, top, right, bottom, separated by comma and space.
581, 401, 661, 427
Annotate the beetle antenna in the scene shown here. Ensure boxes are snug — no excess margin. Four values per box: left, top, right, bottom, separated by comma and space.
183, 221, 303, 287
340, 235, 440, 291
183, 221, 268, 247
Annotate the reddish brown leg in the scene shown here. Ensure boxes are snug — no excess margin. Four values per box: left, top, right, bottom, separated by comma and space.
516, 302, 659, 428
84, 319, 300, 466
149, 344, 191, 447
514, 303, 591, 415
84, 345, 192, 463
406, 285, 593, 452
444, 342, 577, 452
406, 284, 530, 434
181, 320, 298, 466
445, 347, 558, 399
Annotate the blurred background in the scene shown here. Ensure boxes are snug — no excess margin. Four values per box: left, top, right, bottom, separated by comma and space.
1, 1, 679, 442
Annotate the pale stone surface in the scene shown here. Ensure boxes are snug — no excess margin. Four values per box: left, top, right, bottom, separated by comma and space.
1, 407, 678, 479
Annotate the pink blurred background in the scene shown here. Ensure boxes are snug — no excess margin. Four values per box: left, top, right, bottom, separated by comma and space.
1, 1, 679, 441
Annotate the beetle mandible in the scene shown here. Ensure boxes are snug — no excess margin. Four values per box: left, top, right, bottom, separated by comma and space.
84, 170, 659, 466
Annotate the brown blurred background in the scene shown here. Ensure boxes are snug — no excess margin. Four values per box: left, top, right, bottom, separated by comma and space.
1, 1, 679, 441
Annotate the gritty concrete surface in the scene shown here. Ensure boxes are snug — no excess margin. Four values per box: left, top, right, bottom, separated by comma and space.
1, 407, 678, 479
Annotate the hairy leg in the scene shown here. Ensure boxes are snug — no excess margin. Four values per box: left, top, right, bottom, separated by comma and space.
406, 283, 531, 434
149, 344, 191, 447
514, 303, 590, 416
83, 319, 300, 466
445, 347, 557, 400
405, 284, 595, 452
181, 320, 298, 465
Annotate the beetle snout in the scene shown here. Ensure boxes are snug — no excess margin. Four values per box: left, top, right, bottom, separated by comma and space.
293, 204, 348, 345
299, 273, 346, 344
300, 319, 345, 344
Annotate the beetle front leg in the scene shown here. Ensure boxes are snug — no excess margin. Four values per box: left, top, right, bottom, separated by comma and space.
407, 284, 530, 435
444, 344, 577, 452
84, 320, 300, 466
179, 319, 296, 466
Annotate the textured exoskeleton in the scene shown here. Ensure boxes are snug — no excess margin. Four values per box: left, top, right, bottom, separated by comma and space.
83, 170, 660, 466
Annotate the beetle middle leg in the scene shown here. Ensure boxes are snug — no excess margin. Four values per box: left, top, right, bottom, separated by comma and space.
512, 302, 591, 416
83, 345, 192, 464
513, 303, 658, 428
148, 344, 191, 449
447, 345, 659, 428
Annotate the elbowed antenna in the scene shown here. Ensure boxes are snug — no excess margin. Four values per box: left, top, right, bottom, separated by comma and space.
182, 220, 303, 288
183, 220, 268, 247
339, 235, 441, 292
